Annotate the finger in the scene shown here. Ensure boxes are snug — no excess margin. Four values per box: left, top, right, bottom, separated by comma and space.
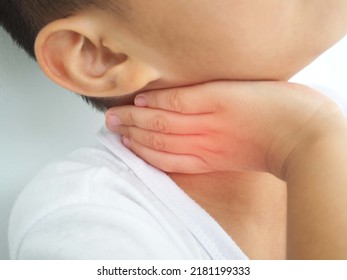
117, 125, 208, 154
134, 83, 221, 114
107, 106, 214, 134
122, 136, 210, 174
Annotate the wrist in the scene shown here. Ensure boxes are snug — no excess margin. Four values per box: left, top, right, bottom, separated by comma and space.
286, 127, 347, 178
267, 101, 347, 180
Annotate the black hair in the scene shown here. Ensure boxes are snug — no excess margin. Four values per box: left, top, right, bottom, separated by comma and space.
0, 0, 128, 111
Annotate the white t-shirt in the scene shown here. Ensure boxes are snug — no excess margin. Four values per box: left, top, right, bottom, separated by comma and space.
8, 128, 248, 259
8, 36, 347, 260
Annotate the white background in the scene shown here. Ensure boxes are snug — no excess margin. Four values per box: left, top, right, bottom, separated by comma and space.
0, 28, 104, 259
1, 260, 347, 279
0, 25, 346, 260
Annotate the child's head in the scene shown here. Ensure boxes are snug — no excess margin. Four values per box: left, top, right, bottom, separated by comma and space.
1, 1, 345, 111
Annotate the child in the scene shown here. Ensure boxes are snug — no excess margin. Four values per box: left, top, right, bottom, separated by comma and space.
1, 0, 347, 259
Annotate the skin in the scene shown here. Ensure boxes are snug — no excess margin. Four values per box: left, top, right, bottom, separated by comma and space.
107, 81, 347, 259
35, 0, 347, 99
34, 0, 347, 259
124, 0, 346, 82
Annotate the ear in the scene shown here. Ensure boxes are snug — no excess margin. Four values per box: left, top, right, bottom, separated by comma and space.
34, 15, 160, 97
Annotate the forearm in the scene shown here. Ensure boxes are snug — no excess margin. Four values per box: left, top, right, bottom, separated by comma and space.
286, 130, 347, 259
106, 81, 347, 259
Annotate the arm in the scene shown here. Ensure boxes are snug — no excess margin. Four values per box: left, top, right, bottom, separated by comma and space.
15, 204, 189, 259
285, 120, 347, 259
106, 81, 347, 259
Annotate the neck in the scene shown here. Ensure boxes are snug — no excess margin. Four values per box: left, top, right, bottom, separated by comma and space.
169, 171, 287, 259
303, 0, 347, 56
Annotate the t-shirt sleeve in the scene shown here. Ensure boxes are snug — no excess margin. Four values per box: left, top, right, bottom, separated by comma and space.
15, 203, 186, 260
9, 147, 191, 260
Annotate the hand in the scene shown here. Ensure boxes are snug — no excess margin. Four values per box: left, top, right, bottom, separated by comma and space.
106, 81, 341, 178
107, 81, 347, 259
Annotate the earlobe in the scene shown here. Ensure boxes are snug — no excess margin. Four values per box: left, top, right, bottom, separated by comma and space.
35, 14, 160, 97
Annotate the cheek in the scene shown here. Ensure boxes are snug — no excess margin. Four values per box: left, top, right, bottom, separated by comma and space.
130, 0, 295, 82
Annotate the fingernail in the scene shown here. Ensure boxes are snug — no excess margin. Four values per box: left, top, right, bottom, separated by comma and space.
107, 114, 121, 129
135, 95, 147, 107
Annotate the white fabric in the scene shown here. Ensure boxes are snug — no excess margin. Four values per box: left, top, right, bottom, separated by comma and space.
8, 129, 248, 260
8, 36, 347, 260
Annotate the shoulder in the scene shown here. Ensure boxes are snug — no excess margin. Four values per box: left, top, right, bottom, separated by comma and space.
8, 145, 191, 259
9, 145, 134, 228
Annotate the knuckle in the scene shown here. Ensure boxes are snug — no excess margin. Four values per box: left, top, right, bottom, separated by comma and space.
153, 91, 160, 107
151, 115, 168, 133
126, 111, 135, 124
145, 133, 166, 151
169, 89, 183, 112
146, 90, 161, 107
